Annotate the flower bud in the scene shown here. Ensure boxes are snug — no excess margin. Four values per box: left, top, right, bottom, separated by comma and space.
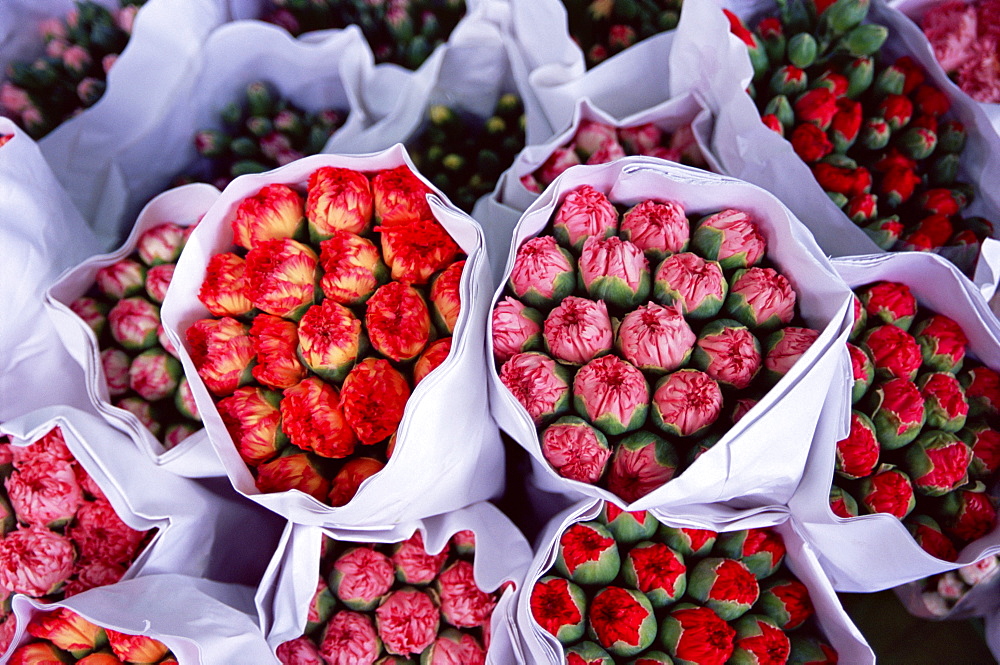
565, 642, 613, 663
330, 546, 395, 611
896, 214, 954, 252
813, 162, 872, 197
599, 503, 658, 543
244, 238, 318, 319
390, 531, 448, 586
936, 119, 966, 154
492, 297, 543, 363
26, 608, 105, 658
652, 369, 724, 437
687, 557, 759, 621
412, 337, 452, 386
860, 116, 891, 150
836, 410, 880, 479
499, 351, 572, 425
653, 252, 727, 319
578, 236, 651, 309
877, 94, 914, 132
248, 314, 307, 390
857, 280, 917, 330
365, 281, 431, 362
960, 421, 1000, 479
607, 431, 679, 502
70, 296, 109, 339
936, 486, 997, 544
100, 347, 131, 397
764, 95, 794, 129
730, 614, 791, 665
846, 193, 878, 227
535, 147, 580, 186
616, 303, 696, 373
318, 232, 387, 306
619, 200, 690, 262
831, 97, 862, 152
845, 56, 875, 97
281, 377, 356, 459
107, 296, 159, 351
574, 355, 649, 435
830, 484, 860, 518
847, 342, 875, 403
958, 556, 999, 586
376, 218, 462, 285
860, 215, 902, 250
904, 430, 972, 496
874, 63, 907, 98
96, 259, 146, 301
659, 604, 736, 665
255, 451, 330, 501
217, 386, 285, 465
427, 261, 463, 336
421, 628, 485, 664
436, 559, 497, 628
770, 65, 808, 96
725, 267, 796, 332
788, 635, 839, 664
839, 23, 888, 56
794, 88, 838, 130
199, 252, 253, 317
508, 236, 576, 309
787, 32, 818, 68
961, 366, 1000, 418
916, 188, 965, 217
897, 126, 938, 160
297, 300, 362, 382
128, 348, 181, 402
858, 464, 917, 518
758, 17, 786, 62
755, 578, 815, 633
587, 586, 657, 656
574, 120, 619, 160
790, 122, 833, 163
912, 83, 951, 117
656, 526, 717, 559
619, 123, 664, 155
861, 324, 923, 382
879, 169, 921, 210
904, 514, 958, 561
306, 167, 373, 240
541, 416, 612, 484
371, 166, 433, 227
553, 185, 618, 251
691, 209, 766, 270
231, 184, 305, 251
619, 541, 687, 609
919, 372, 969, 432
692, 319, 762, 390
867, 377, 926, 449
555, 520, 620, 585
761, 114, 785, 136
137, 222, 186, 267
544, 296, 614, 365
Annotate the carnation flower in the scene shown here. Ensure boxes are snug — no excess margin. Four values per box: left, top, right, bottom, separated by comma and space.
114, 397, 159, 437
306, 167, 373, 239
101, 348, 131, 397
555, 521, 621, 585
376, 219, 462, 285
365, 281, 431, 362
498, 351, 571, 425
691, 319, 762, 390
231, 183, 305, 250
530, 575, 588, 644
535, 147, 581, 185
552, 185, 618, 250
961, 422, 1000, 479
830, 485, 860, 518
564, 642, 614, 664
375, 588, 439, 656
867, 378, 926, 449
660, 528, 719, 560
660, 605, 736, 665
218, 386, 286, 466
277, 636, 325, 665
913, 313, 968, 373
108, 297, 160, 351
907, 514, 959, 561
857, 465, 916, 519
64, 561, 127, 599
137, 222, 186, 266
491, 297, 543, 362
587, 586, 657, 657
862, 324, 923, 381
731, 614, 791, 665
715, 528, 787, 579
619, 200, 690, 261
652, 369, 723, 437
962, 366, 1000, 418
5, 458, 83, 528
96, 259, 146, 300
318, 231, 386, 305
607, 431, 679, 503
574, 120, 619, 159
541, 416, 612, 484
106, 630, 171, 663
186, 317, 256, 396
329, 458, 385, 507
330, 546, 396, 611
143, 263, 174, 304
128, 348, 181, 401
791, 122, 833, 162
835, 410, 880, 480
507, 236, 576, 309
422, 629, 486, 665
249, 314, 307, 390
164, 423, 198, 449
430, 260, 464, 334
939, 487, 997, 544
573, 355, 649, 435
437, 560, 497, 628
543, 296, 614, 366
298, 300, 362, 382
621, 541, 687, 607
652, 252, 727, 318
688, 558, 759, 621
904, 430, 972, 496
371, 166, 433, 227
756, 577, 814, 630
919, 372, 969, 432
764, 326, 819, 382
619, 123, 663, 154
848, 342, 875, 403
8, 642, 68, 664
616, 303, 696, 373
244, 238, 318, 319
255, 452, 330, 502
319, 611, 382, 665
281, 377, 357, 459
70, 296, 108, 338
413, 338, 452, 385
27, 607, 104, 654
599, 504, 658, 543
0, 526, 75, 596
691, 209, 766, 269
340, 358, 411, 445
857, 281, 917, 331
725, 267, 796, 331
578, 236, 651, 309
198, 252, 253, 317
391, 530, 449, 586
68, 497, 145, 564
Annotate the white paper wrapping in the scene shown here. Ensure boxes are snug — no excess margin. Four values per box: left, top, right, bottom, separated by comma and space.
0, 0, 231, 249
514, 497, 875, 664
889, 0, 1000, 133
0, 119, 103, 421
489, 157, 854, 518
66, 20, 377, 253
161, 146, 505, 529
683, 0, 1000, 283
789, 251, 1000, 592
3, 575, 276, 664
256, 501, 532, 663
42, 183, 220, 472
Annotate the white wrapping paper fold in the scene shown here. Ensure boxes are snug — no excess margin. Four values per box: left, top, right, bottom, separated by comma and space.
162, 146, 505, 529
43, 183, 221, 471
489, 157, 854, 521
3, 575, 275, 664
790, 252, 1000, 592
0, 119, 102, 421
514, 497, 875, 664
256, 501, 532, 663
681, 0, 1000, 285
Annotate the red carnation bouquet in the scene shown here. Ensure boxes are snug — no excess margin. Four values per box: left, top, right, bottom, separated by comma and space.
490, 158, 853, 511
46, 185, 221, 459
258, 502, 532, 664
163, 147, 503, 527
790, 251, 1000, 591
517, 498, 874, 663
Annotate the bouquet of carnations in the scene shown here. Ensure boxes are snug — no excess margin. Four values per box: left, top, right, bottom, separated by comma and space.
896, 554, 1000, 618
789, 251, 1000, 591
490, 157, 853, 517
163, 146, 503, 528
680, 0, 1000, 275
46, 185, 219, 461
558, 0, 684, 69
257, 502, 531, 664
517, 498, 874, 663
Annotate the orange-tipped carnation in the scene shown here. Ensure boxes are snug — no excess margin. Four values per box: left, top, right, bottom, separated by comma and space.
249, 314, 307, 390
218, 386, 287, 466
255, 451, 330, 502
231, 183, 305, 250
244, 238, 318, 319
198, 252, 253, 317
430, 260, 464, 334
365, 282, 432, 362
281, 377, 357, 459
27, 608, 104, 655
329, 457, 385, 507
319, 231, 387, 305
371, 165, 433, 226
106, 629, 170, 663
341, 358, 411, 444
377, 219, 462, 285
413, 338, 453, 385
186, 317, 256, 396
306, 166, 373, 239
298, 299, 363, 382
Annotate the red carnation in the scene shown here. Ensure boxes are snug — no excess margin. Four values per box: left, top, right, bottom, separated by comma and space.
249, 314, 307, 390
790, 123, 833, 163
340, 358, 410, 445
794, 88, 838, 130
377, 218, 462, 285
371, 165, 433, 227
280, 377, 357, 459
365, 281, 431, 362
913, 84, 951, 116
812, 162, 872, 197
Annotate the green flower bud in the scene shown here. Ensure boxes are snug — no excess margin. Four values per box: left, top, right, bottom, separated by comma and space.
839, 24, 889, 57
787, 33, 818, 68
824, 0, 872, 34
930, 153, 960, 186
770, 65, 809, 96
764, 94, 795, 128
898, 126, 938, 160
846, 56, 874, 97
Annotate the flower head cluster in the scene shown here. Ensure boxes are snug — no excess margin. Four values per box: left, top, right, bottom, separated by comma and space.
922, 0, 1000, 103
917, 555, 1000, 617
495, 186, 815, 503
832, 279, 1000, 559
189, 165, 465, 508
531, 506, 837, 663
0, 429, 154, 651
69, 221, 200, 449
277, 528, 502, 664
558, 0, 684, 68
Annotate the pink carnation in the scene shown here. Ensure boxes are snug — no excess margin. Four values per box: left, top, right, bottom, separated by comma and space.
319, 611, 381, 665
695, 324, 763, 390
508, 236, 574, 304
574, 120, 619, 158
277, 636, 324, 665
376, 588, 440, 656
392, 531, 449, 585
437, 560, 497, 628
553, 185, 619, 249
0, 526, 75, 596
536, 147, 581, 185
498, 352, 570, 425
543, 296, 614, 365
63, 559, 127, 597
617, 303, 696, 372
653, 369, 724, 437
423, 631, 486, 665
586, 138, 628, 164
5, 458, 83, 527
620, 200, 690, 258
573, 355, 650, 433
68, 498, 146, 565
766, 327, 820, 376
541, 419, 611, 483
727, 267, 797, 329
11, 428, 74, 469
619, 123, 664, 154
333, 547, 395, 605
492, 297, 542, 362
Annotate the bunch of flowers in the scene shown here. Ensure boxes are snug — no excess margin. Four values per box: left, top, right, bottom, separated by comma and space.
187, 165, 465, 508
921, 0, 1000, 103
529, 503, 838, 664
407, 94, 526, 213
494, 186, 818, 503
276, 529, 501, 664
519, 119, 708, 195
561, 0, 684, 68
0, 429, 154, 651
174, 81, 348, 191
726, 0, 997, 265
68, 221, 201, 449
261, 0, 466, 70
0, 1, 145, 139
832, 280, 1000, 559
916, 554, 999, 616
7, 607, 175, 664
